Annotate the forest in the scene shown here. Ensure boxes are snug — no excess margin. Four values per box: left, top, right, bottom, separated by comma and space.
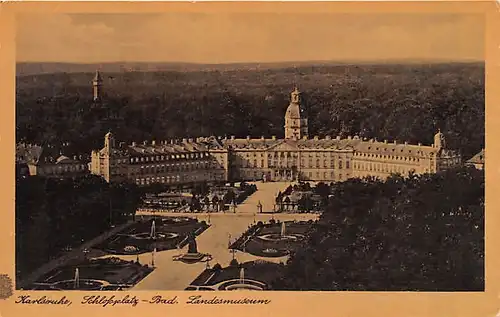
15, 175, 141, 279
272, 166, 484, 291
16, 62, 484, 160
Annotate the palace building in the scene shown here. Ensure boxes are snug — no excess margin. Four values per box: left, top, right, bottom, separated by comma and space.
90, 82, 463, 187
16, 143, 90, 179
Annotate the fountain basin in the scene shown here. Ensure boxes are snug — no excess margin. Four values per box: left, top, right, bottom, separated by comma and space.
225, 284, 263, 291
132, 232, 179, 240
172, 253, 213, 264
51, 279, 109, 290
217, 279, 266, 291
256, 233, 305, 242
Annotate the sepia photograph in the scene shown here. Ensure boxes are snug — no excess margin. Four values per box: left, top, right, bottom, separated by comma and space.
12, 6, 485, 295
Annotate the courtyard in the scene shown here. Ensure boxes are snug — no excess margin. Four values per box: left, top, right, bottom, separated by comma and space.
130, 181, 319, 290
23, 181, 319, 291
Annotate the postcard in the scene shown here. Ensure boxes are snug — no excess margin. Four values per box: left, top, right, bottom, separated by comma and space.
0, 1, 497, 317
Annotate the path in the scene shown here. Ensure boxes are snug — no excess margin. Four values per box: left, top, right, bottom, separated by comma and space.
130, 181, 319, 290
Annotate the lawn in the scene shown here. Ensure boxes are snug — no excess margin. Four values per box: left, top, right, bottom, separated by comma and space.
229, 220, 313, 257
94, 217, 210, 255
186, 260, 285, 290
26, 257, 154, 290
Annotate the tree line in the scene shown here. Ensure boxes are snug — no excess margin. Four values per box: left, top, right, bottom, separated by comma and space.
272, 166, 484, 291
16, 63, 484, 160
15, 175, 141, 279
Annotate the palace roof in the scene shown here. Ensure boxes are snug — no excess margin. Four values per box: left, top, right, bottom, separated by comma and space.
126, 136, 225, 156
218, 136, 440, 155
353, 139, 438, 158
16, 143, 89, 165
221, 137, 282, 150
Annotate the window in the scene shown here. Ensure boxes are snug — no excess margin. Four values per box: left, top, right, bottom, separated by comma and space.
338, 160, 343, 169
346, 161, 350, 169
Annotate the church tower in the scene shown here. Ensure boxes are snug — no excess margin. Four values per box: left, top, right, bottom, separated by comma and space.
434, 129, 446, 149
104, 131, 115, 153
92, 70, 103, 102
284, 87, 308, 139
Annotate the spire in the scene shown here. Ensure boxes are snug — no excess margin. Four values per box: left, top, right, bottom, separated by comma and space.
93, 70, 103, 101
93, 70, 103, 82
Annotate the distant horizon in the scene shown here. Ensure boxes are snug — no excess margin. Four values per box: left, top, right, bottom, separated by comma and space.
15, 58, 484, 76
17, 58, 484, 65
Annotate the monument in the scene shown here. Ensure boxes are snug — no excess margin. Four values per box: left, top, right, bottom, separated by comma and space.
172, 234, 212, 264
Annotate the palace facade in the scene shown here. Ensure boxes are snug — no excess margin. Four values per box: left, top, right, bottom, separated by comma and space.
90, 84, 462, 186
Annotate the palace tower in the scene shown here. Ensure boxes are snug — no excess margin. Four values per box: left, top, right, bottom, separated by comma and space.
284, 87, 308, 140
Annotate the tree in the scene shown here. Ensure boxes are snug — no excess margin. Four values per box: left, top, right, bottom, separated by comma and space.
223, 190, 236, 204
15, 175, 142, 276
274, 166, 484, 291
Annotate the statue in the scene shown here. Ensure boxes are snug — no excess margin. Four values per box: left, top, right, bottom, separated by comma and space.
188, 234, 198, 254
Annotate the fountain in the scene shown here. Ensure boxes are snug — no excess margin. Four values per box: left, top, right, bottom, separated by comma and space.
48, 267, 106, 290
239, 267, 245, 284
256, 221, 305, 247
219, 266, 265, 290
150, 220, 157, 240
74, 268, 80, 289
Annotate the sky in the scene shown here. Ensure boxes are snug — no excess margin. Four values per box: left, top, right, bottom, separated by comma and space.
16, 13, 484, 63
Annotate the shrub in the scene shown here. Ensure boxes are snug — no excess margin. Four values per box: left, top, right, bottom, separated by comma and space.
212, 263, 222, 271
229, 259, 239, 267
